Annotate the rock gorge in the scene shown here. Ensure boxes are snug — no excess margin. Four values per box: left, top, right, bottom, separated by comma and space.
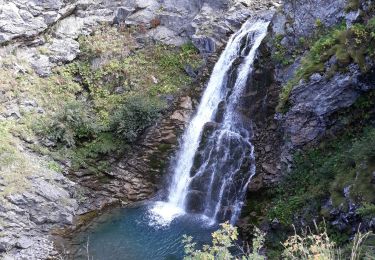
0, 0, 374, 259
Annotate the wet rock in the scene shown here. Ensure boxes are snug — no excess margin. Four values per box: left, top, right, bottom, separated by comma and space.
23, 99, 38, 107
346, 10, 361, 25
310, 73, 322, 82
184, 64, 198, 78
170, 110, 191, 123
215, 101, 226, 123
271, 218, 280, 229
161, 133, 177, 144
0, 0, 74, 43
0, 238, 11, 253
7, 194, 27, 206
185, 190, 205, 213
4, 104, 21, 119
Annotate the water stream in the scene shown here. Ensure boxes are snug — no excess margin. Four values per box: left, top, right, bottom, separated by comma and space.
151, 19, 269, 225
72, 18, 269, 260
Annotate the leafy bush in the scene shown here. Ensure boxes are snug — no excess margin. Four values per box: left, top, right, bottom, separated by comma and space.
0, 122, 18, 169
183, 222, 265, 260
26, 25, 202, 174
111, 95, 166, 142
71, 132, 123, 172
40, 101, 100, 147
357, 203, 375, 219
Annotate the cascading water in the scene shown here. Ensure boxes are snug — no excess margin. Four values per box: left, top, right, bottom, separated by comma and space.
150, 19, 269, 226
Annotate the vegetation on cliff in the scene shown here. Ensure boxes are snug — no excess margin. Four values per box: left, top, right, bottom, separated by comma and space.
1, 25, 202, 177
268, 126, 375, 225
277, 16, 375, 111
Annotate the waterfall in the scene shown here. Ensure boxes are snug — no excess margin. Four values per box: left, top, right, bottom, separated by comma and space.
150, 19, 269, 226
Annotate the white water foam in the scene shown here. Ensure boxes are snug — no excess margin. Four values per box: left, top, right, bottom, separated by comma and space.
148, 202, 185, 228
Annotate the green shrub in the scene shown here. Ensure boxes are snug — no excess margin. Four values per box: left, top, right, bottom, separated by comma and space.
78, 25, 137, 59
357, 203, 375, 219
111, 95, 166, 142
71, 132, 123, 172
40, 101, 101, 147
47, 161, 63, 173
272, 34, 292, 66
0, 122, 18, 168
183, 222, 266, 260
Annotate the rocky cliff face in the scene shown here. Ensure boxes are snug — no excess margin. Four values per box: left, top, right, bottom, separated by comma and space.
0, 0, 275, 77
241, 0, 375, 252
247, 0, 375, 190
0, 0, 277, 258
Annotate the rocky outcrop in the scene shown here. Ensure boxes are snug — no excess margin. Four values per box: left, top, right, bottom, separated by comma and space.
284, 65, 375, 148
241, 0, 375, 250
246, 0, 375, 190
0, 151, 80, 259
0, 0, 277, 77
0, 0, 77, 43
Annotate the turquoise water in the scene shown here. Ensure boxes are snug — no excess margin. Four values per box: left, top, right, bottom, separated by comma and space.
72, 203, 218, 260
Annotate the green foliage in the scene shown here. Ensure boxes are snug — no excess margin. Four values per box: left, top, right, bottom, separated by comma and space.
0, 122, 17, 168
38, 100, 100, 147
46, 161, 63, 173
357, 203, 375, 219
268, 127, 375, 225
111, 95, 166, 142
71, 133, 123, 172
183, 222, 265, 260
272, 34, 293, 66
277, 17, 375, 111
183, 223, 374, 259
282, 225, 337, 259
0, 122, 36, 197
